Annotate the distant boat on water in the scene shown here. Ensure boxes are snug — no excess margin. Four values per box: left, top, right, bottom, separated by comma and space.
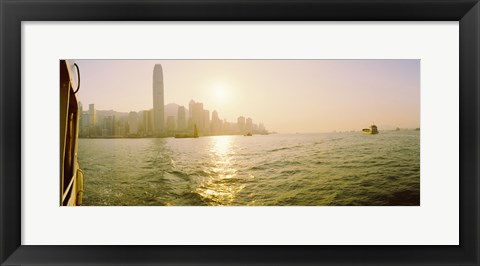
244, 132, 252, 136
362, 124, 379, 134
175, 124, 199, 138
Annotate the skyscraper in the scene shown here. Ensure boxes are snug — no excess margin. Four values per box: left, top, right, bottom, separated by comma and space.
88, 104, 97, 136
128, 111, 139, 135
177, 106, 186, 131
153, 64, 164, 133
246, 117, 253, 133
203, 109, 210, 134
211, 110, 221, 135
188, 100, 195, 130
237, 116, 246, 134
143, 109, 153, 134
166, 116, 176, 134
192, 102, 204, 133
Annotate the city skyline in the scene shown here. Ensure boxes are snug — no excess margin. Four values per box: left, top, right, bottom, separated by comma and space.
74, 59, 420, 133
77, 63, 267, 138
77, 98, 268, 138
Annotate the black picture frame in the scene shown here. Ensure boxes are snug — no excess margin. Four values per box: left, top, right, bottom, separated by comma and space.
1, 0, 479, 265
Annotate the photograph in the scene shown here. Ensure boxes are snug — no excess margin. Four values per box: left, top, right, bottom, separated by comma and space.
60, 59, 420, 206
3, 0, 477, 264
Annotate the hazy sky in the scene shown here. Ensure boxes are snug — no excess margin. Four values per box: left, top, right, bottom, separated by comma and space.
73, 59, 420, 133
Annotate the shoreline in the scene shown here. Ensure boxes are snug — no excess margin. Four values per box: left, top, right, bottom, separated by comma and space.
79, 133, 272, 139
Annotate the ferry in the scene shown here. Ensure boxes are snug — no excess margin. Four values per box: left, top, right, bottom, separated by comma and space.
174, 124, 199, 138
60, 60, 84, 206
362, 124, 379, 134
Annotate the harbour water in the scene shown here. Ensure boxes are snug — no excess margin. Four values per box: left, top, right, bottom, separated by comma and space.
79, 131, 420, 206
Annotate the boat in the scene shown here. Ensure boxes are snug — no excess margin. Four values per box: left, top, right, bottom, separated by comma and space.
362, 124, 379, 134
174, 124, 199, 138
174, 133, 190, 138
244, 132, 252, 136
60, 60, 84, 206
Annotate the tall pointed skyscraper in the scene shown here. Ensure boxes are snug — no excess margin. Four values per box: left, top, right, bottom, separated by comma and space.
153, 64, 164, 133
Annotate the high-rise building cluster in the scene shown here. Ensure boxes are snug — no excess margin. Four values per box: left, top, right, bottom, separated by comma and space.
78, 64, 268, 138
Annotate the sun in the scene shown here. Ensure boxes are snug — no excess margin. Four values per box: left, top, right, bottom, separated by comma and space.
212, 84, 231, 103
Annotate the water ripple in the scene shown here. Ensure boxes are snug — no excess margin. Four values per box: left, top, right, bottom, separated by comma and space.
79, 131, 420, 206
